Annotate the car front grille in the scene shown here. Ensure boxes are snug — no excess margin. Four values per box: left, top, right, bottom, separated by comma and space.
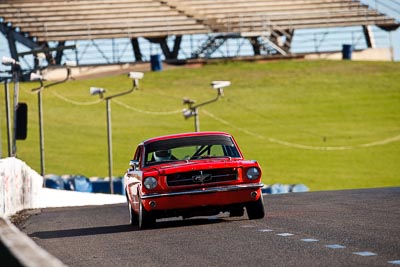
166, 168, 238, 187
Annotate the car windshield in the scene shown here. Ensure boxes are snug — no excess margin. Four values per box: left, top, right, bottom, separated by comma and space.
144, 135, 241, 166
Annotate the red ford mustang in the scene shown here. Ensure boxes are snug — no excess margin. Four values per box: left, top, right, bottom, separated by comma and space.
124, 131, 265, 229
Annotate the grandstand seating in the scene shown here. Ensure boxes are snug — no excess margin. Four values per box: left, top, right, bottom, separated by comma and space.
0, 0, 398, 62
165, 0, 398, 33
0, 0, 210, 41
1, 0, 397, 41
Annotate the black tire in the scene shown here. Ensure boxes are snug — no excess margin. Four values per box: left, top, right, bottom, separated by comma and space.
128, 201, 138, 226
246, 195, 265, 220
138, 198, 156, 229
126, 191, 138, 226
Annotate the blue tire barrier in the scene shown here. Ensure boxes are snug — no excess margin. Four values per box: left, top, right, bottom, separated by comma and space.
91, 178, 124, 195
262, 184, 309, 194
44, 175, 65, 190
150, 54, 163, 71
271, 184, 291, 194
261, 186, 272, 194
342, 44, 353, 60
290, 184, 309, 193
65, 175, 93, 192
45, 174, 127, 194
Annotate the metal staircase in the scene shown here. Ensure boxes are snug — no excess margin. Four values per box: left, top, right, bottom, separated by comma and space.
258, 36, 288, 56
191, 35, 228, 58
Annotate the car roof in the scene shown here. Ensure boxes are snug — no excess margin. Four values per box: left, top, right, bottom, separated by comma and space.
141, 131, 232, 145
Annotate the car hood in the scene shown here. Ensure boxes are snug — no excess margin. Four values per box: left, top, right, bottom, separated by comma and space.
144, 158, 258, 175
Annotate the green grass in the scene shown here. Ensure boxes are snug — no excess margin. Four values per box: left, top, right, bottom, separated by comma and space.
1, 60, 399, 191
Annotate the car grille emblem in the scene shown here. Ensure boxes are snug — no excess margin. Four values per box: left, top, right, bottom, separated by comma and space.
192, 171, 212, 183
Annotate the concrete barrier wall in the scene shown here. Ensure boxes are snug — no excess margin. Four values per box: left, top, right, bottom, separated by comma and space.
0, 157, 126, 267
0, 217, 67, 267
0, 157, 43, 218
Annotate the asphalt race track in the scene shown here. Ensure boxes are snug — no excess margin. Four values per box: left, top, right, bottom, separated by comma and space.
20, 188, 400, 267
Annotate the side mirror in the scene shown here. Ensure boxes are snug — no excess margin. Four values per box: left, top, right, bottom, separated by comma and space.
129, 160, 139, 170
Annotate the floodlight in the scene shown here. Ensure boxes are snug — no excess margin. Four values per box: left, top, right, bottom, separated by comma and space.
30, 72, 44, 81
89, 81, 135, 194
182, 80, 229, 132
182, 108, 194, 119
211, 81, 231, 89
2, 56, 19, 66
129, 72, 144, 88
90, 87, 106, 96
182, 97, 196, 105
129, 72, 144, 79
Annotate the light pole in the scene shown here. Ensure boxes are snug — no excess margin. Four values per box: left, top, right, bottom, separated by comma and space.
1, 73, 12, 157
182, 81, 231, 132
0, 71, 12, 158
1, 56, 20, 157
90, 72, 143, 194
30, 63, 74, 178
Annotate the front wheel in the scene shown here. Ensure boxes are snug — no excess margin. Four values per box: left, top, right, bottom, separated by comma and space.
128, 201, 138, 226
139, 198, 156, 229
246, 195, 265, 220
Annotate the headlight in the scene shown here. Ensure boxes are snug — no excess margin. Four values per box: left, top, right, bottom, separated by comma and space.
143, 177, 158, 190
246, 167, 260, 180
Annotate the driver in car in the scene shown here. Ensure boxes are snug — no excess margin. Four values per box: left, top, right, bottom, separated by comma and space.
153, 149, 174, 162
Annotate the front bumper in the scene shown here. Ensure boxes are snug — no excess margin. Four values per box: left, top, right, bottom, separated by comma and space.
141, 183, 264, 199
141, 183, 264, 211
